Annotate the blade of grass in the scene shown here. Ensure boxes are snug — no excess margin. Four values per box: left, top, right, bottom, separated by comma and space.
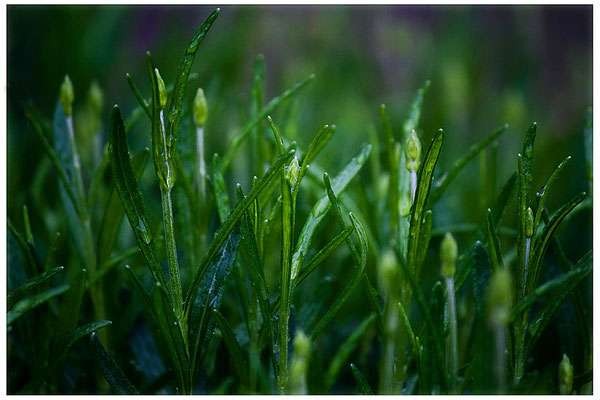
532, 156, 571, 239
408, 129, 444, 278
8, 284, 68, 325
185, 147, 296, 314
309, 212, 367, 341
380, 104, 399, 239
212, 309, 249, 389
429, 124, 507, 206
98, 148, 149, 266
20, 320, 112, 394
526, 251, 592, 350
350, 363, 374, 395
51, 269, 87, 357
90, 332, 140, 394
166, 9, 220, 152
486, 209, 504, 273
7, 219, 42, 279
491, 172, 517, 225
325, 313, 376, 391
108, 105, 166, 287
7, 266, 64, 310
220, 74, 314, 171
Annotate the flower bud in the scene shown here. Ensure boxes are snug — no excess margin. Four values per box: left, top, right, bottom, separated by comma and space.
525, 207, 534, 238
285, 156, 300, 189
88, 80, 104, 116
154, 68, 167, 109
193, 87, 208, 127
288, 330, 311, 395
440, 232, 458, 278
486, 268, 513, 328
378, 249, 398, 296
405, 129, 421, 172
558, 353, 573, 395
60, 75, 74, 117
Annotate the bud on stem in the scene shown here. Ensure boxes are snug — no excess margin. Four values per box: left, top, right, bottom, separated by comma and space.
440, 232, 458, 278
60, 75, 74, 117
193, 87, 208, 127
154, 68, 167, 109
559, 354, 573, 395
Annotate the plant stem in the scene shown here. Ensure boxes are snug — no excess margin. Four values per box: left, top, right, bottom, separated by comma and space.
494, 327, 506, 394
410, 170, 417, 203
195, 125, 206, 198
445, 277, 458, 393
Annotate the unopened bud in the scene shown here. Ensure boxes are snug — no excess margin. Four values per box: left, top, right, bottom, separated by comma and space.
288, 330, 311, 395
285, 156, 300, 189
154, 68, 167, 109
440, 232, 457, 278
486, 268, 513, 327
525, 207, 534, 238
88, 80, 104, 115
378, 249, 398, 295
60, 75, 74, 117
405, 129, 421, 172
558, 354, 573, 395
193, 87, 208, 127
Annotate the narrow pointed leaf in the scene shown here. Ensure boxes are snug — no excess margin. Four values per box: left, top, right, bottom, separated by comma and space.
220, 74, 314, 171
526, 251, 592, 350
212, 309, 249, 388
325, 313, 376, 390
8, 284, 68, 325
491, 171, 517, 225
186, 147, 295, 311
350, 363, 374, 395
108, 105, 165, 286
90, 332, 139, 394
429, 124, 507, 206
8, 266, 64, 310
532, 155, 571, 238
52, 269, 87, 357
486, 208, 504, 273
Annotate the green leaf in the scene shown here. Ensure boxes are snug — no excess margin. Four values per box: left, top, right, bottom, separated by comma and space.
416, 210, 433, 270
8, 284, 68, 325
291, 144, 371, 279
98, 148, 149, 266
188, 226, 241, 380
325, 313, 376, 391
295, 124, 336, 197
211, 153, 232, 223
527, 192, 586, 293
185, 147, 295, 313
51, 269, 88, 357
212, 309, 249, 388
526, 251, 592, 350
166, 9, 220, 151
408, 129, 444, 277
7, 266, 64, 310
90, 332, 139, 394
236, 185, 276, 374
152, 282, 191, 394
124, 265, 159, 323
108, 105, 166, 287
8, 218, 42, 280
532, 155, 571, 239
380, 104, 399, 238
511, 253, 592, 321
470, 241, 492, 316
43, 232, 62, 271
350, 363, 374, 395
126, 73, 151, 118
20, 320, 112, 394
310, 212, 367, 341
220, 74, 314, 171
398, 300, 418, 357
491, 172, 517, 227
429, 124, 507, 206
403, 80, 431, 137
486, 209, 504, 273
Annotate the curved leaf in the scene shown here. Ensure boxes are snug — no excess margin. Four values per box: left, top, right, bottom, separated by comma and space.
90, 332, 139, 394
7, 266, 64, 310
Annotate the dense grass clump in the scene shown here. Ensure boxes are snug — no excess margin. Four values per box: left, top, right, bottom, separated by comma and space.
8, 8, 592, 395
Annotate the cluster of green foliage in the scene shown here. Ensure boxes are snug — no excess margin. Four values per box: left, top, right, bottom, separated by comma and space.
8, 9, 592, 394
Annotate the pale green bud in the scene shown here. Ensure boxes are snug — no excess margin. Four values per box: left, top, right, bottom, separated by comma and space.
193, 87, 208, 127
288, 330, 311, 395
60, 75, 74, 117
486, 268, 513, 327
285, 156, 300, 189
405, 129, 421, 172
525, 207, 534, 238
88, 80, 104, 115
378, 249, 398, 296
154, 68, 167, 109
440, 232, 458, 278
559, 354, 573, 395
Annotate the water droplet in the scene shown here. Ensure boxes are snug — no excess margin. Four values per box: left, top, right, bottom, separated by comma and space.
136, 218, 152, 244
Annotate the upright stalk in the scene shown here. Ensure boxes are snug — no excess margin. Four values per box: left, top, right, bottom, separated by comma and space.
440, 233, 458, 393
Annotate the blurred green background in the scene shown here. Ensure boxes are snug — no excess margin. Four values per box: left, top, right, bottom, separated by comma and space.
8, 4, 592, 234
7, 5, 592, 394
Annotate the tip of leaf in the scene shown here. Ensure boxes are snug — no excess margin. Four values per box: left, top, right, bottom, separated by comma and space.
215, 7, 221, 13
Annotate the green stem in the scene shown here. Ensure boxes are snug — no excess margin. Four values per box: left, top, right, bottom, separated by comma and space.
445, 277, 458, 393
494, 326, 506, 393
196, 125, 206, 198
